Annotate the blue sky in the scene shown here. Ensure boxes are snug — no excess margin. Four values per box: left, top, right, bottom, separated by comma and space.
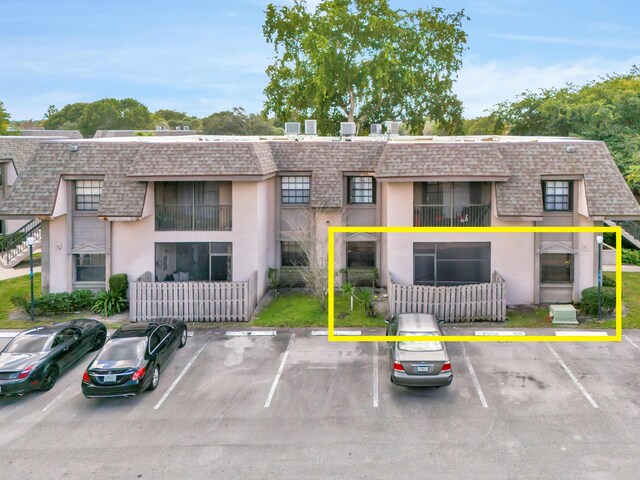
1, 0, 639, 120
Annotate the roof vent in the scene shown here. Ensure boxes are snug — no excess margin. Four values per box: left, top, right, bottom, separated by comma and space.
565, 145, 576, 153
305, 120, 317, 136
386, 121, 400, 135
340, 122, 357, 138
370, 123, 382, 135
69, 144, 79, 153
285, 122, 301, 136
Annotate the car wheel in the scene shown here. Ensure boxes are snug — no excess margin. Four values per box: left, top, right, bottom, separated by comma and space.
147, 365, 160, 391
179, 328, 188, 348
92, 329, 107, 351
40, 366, 59, 392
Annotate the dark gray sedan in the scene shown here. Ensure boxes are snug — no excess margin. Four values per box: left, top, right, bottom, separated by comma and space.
387, 313, 452, 387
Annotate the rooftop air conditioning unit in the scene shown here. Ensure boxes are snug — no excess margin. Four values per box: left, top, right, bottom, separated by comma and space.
305, 119, 317, 136
155, 125, 163, 131
183, 125, 190, 131
386, 121, 399, 135
285, 122, 301, 136
340, 122, 357, 137
370, 123, 382, 135
175, 126, 182, 130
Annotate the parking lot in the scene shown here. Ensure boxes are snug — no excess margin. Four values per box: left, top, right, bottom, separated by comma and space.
1, 328, 639, 479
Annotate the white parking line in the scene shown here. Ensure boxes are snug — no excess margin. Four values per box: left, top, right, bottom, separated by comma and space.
623, 335, 640, 351
475, 331, 525, 336
546, 343, 599, 409
555, 331, 607, 336
373, 342, 379, 408
0, 332, 18, 338
310, 330, 362, 336
42, 382, 77, 413
264, 333, 295, 408
461, 343, 488, 408
154, 339, 210, 410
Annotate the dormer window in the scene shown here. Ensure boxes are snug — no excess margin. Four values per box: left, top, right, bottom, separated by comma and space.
75, 180, 103, 211
542, 180, 572, 212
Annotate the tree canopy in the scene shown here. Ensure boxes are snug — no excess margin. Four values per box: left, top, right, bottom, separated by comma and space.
0, 101, 10, 133
202, 107, 283, 135
43, 98, 154, 137
262, 0, 468, 135
486, 68, 640, 191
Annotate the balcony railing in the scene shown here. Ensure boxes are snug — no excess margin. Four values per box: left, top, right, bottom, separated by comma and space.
414, 204, 491, 227
155, 205, 232, 231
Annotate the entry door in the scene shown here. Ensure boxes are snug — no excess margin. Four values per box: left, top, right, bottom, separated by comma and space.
210, 255, 230, 281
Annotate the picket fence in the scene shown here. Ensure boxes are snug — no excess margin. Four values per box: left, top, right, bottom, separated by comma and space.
388, 271, 506, 322
129, 271, 258, 322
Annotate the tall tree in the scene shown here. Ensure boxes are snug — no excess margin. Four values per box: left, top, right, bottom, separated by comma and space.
262, 0, 468, 135
202, 107, 282, 135
43, 102, 88, 131
0, 101, 10, 133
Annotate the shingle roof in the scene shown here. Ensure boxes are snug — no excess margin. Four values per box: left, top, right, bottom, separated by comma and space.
376, 143, 510, 179
496, 142, 640, 217
2, 138, 639, 218
271, 142, 384, 207
0, 142, 146, 217
19, 130, 83, 139
0, 137, 55, 173
127, 142, 277, 177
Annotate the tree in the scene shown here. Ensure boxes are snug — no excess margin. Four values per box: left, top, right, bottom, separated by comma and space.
43, 102, 88, 131
153, 109, 203, 130
262, 0, 468, 135
0, 101, 10, 133
202, 107, 282, 135
76, 98, 154, 137
44, 105, 58, 120
488, 68, 640, 189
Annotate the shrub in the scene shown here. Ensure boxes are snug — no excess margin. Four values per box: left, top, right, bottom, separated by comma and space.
11, 294, 30, 314
92, 290, 127, 317
601, 275, 616, 288
37, 293, 74, 315
108, 274, 129, 299
70, 289, 95, 310
580, 286, 616, 316
354, 287, 376, 317
621, 248, 640, 265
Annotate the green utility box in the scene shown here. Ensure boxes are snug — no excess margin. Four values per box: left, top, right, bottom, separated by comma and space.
550, 304, 578, 325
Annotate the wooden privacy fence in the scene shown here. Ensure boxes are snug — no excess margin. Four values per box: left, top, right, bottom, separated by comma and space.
388, 271, 507, 322
130, 271, 258, 322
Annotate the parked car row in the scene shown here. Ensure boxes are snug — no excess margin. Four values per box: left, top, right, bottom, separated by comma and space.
0, 313, 451, 398
0, 319, 188, 398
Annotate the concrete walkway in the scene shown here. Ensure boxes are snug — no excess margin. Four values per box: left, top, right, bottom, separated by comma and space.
0, 264, 41, 281
603, 264, 640, 272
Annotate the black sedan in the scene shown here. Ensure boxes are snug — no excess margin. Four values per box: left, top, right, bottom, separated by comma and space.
0, 319, 107, 396
82, 320, 187, 398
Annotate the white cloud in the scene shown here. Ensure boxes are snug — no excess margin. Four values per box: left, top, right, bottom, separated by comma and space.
455, 55, 640, 118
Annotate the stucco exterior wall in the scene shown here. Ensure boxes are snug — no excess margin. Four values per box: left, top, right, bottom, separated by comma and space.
382, 182, 536, 305
48, 214, 70, 293
256, 177, 276, 296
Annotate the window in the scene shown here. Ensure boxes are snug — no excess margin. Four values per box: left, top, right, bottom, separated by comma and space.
75, 180, 103, 211
413, 242, 491, 286
347, 242, 375, 267
348, 177, 375, 204
541, 253, 573, 283
155, 242, 232, 282
281, 176, 310, 204
281, 241, 308, 267
75, 254, 106, 282
542, 181, 572, 212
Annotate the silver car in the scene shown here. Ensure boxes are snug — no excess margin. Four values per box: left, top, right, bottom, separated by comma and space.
386, 313, 452, 387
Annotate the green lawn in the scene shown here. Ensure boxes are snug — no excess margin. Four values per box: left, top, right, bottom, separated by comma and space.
253, 292, 386, 328
599, 272, 640, 329
0, 272, 46, 328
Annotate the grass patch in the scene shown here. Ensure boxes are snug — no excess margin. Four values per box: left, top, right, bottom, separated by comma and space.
598, 272, 640, 329
0, 273, 42, 327
15, 251, 41, 268
253, 292, 386, 328
505, 306, 551, 328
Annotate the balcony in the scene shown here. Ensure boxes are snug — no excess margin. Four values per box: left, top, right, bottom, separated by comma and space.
155, 205, 232, 231
413, 204, 491, 227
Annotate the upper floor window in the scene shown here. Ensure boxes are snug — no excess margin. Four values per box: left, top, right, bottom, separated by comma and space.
281, 176, 310, 204
348, 177, 375, 204
542, 180, 573, 212
75, 180, 103, 211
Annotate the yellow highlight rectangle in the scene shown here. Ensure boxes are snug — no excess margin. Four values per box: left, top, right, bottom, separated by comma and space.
327, 226, 622, 343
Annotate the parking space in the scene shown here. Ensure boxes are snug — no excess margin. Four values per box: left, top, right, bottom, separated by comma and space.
2, 328, 640, 478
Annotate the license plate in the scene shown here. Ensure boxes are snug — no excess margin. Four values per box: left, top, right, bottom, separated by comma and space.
104, 375, 117, 383
416, 366, 430, 373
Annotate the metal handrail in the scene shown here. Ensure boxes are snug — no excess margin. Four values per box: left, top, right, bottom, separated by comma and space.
413, 203, 491, 227
0, 219, 41, 264
617, 220, 640, 243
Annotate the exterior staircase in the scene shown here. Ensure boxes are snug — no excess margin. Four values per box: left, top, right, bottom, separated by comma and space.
0, 219, 42, 269
604, 219, 640, 249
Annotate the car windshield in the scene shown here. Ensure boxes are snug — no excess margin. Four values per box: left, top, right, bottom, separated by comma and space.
4, 335, 51, 353
397, 331, 443, 352
95, 338, 146, 362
